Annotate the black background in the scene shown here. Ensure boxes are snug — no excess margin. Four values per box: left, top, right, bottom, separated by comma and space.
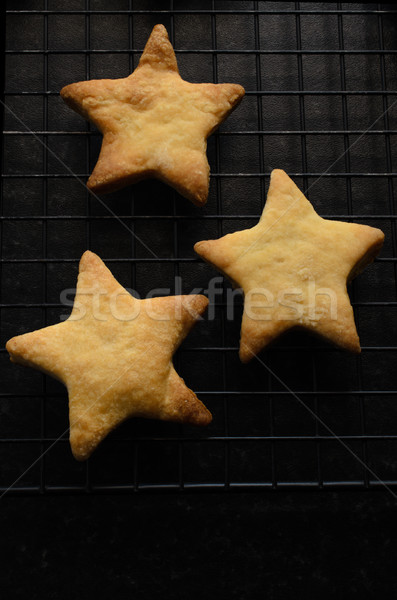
2, 491, 397, 598
2, 2, 397, 597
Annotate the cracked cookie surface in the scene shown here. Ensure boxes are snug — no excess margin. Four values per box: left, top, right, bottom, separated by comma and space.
60, 24, 244, 205
195, 169, 385, 361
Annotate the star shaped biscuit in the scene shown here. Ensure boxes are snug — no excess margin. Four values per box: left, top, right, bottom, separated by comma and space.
194, 169, 385, 362
60, 24, 245, 205
6, 251, 211, 460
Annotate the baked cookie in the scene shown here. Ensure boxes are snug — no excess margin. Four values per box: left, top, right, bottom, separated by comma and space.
194, 169, 385, 361
6, 251, 211, 460
60, 24, 245, 205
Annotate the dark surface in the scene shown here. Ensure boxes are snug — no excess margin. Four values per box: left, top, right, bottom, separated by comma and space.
2, 0, 397, 494
2, 2, 397, 598
2, 491, 397, 599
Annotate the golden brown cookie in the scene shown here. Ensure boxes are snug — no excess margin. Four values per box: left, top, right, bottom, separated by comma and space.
60, 24, 245, 205
6, 251, 211, 460
194, 169, 385, 361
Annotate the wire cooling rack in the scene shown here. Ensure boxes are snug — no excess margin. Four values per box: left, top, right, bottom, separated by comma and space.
1, 1, 397, 494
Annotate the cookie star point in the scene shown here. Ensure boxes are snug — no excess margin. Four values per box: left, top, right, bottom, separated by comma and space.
6, 252, 211, 460
137, 23, 179, 72
60, 24, 245, 205
195, 169, 384, 360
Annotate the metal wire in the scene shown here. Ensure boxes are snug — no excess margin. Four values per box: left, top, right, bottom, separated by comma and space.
1, 2, 397, 494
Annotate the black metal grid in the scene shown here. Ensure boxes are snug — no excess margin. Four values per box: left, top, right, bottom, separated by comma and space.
1, 1, 397, 494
